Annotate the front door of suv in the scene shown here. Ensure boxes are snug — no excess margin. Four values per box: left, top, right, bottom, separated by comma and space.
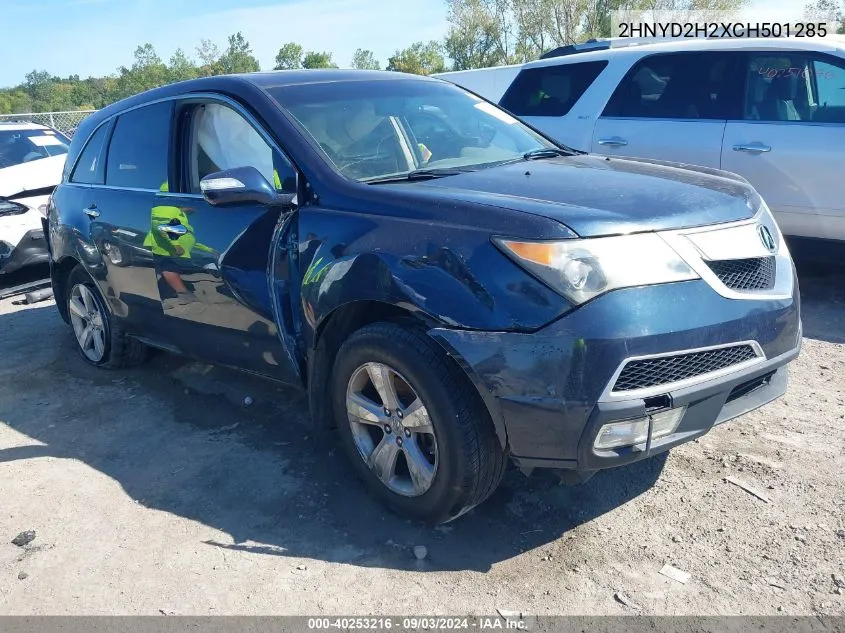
150, 97, 301, 385
591, 52, 743, 168
721, 51, 845, 241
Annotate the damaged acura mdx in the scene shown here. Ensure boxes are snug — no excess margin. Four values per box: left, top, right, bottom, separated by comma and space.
46, 70, 802, 523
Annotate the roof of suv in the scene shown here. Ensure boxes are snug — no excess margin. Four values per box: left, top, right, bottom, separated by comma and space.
524, 36, 845, 69
77, 68, 435, 134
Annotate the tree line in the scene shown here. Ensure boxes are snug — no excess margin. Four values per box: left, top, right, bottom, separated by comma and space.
1, 0, 842, 115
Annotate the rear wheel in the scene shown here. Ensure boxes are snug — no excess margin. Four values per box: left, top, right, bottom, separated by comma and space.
332, 322, 506, 524
66, 265, 149, 368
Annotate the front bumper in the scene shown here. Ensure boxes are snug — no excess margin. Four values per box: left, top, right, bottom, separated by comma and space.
430, 275, 802, 472
0, 228, 48, 275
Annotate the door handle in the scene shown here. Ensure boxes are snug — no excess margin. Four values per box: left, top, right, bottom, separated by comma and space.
84, 206, 100, 218
597, 137, 628, 147
157, 224, 187, 236
733, 143, 771, 154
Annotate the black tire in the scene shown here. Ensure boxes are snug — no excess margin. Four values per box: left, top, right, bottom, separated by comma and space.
66, 265, 149, 368
332, 322, 507, 524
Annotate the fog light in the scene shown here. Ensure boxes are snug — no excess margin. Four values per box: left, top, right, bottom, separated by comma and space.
593, 407, 687, 451
594, 416, 649, 450
650, 407, 686, 441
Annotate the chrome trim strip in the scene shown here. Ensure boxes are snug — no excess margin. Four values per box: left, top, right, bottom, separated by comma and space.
659, 205, 795, 301
598, 116, 845, 128
600, 340, 765, 402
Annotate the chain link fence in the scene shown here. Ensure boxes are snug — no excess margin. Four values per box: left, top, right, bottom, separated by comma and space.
0, 110, 97, 137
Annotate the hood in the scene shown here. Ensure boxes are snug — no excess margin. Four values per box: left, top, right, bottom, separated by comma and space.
392, 155, 759, 237
0, 155, 66, 197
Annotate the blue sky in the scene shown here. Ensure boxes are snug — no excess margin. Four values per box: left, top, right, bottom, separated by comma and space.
0, 0, 809, 88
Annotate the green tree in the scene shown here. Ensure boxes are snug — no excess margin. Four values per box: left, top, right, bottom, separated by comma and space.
24, 70, 55, 112
387, 41, 447, 75
219, 32, 260, 74
169, 48, 199, 83
196, 38, 224, 76
302, 51, 338, 69
274, 42, 304, 70
114, 44, 169, 100
804, 0, 845, 32
351, 48, 380, 70
445, 0, 515, 69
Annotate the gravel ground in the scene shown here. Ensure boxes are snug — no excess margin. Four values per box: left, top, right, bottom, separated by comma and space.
0, 263, 842, 616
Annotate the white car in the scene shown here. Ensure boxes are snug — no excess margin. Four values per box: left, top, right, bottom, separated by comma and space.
435, 37, 845, 253
0, 122, 70, 275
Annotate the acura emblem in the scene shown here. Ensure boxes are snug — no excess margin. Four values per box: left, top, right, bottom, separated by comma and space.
758, 225, 776, 253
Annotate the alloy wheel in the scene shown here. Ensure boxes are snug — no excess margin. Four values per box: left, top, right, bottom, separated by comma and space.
68, 283, 107, 363
345, 362, 438, 497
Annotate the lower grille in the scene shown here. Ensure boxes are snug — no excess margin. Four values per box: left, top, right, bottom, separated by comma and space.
613, 344, 759, 393
706, 256, 776, 290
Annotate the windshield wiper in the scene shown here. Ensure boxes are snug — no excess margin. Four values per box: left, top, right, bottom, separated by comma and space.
522, 147, 572, 161
367, 167, 471, 184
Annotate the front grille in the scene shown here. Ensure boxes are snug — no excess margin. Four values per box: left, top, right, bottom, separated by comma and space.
613, 344, 759, 393
706, 256, 776, 290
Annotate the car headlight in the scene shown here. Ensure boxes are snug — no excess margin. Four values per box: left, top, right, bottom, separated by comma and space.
0, 200, 29, 217
495, 233, 699, 305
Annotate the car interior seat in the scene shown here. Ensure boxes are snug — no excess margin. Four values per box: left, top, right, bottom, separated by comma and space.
758, 75, 801, 121
537, 74, 570, 114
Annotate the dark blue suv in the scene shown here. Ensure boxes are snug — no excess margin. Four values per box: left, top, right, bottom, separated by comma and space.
45, 70, 802, 523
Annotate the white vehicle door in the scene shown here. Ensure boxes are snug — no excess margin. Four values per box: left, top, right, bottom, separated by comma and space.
721, 51, 845, 241
591, 51, 741, 168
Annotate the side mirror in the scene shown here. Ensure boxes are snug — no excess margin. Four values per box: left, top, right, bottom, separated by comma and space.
200, 166, 296, 208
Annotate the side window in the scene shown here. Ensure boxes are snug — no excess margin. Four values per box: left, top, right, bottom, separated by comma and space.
70, 123, 110, 185
812, 58, 845, 122
188, 102, 296, 194
603, 53, 735, 120
499, 61, 608, 117
740, 53, 845, 123
106, 101, 172, 190
743, 54, 808, 122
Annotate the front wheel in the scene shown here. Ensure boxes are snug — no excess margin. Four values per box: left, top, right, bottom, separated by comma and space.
332, 322, 506, 524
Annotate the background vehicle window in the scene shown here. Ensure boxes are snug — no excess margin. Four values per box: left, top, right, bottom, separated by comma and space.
70, 123, 109, 185
188, 103, 295, 193
812, 59, 845, 122
106, 101, 172, 190
741, 54, 845, 124
499, 61, 608, 117
603, 53, 735, 120
0, 129, 70, 169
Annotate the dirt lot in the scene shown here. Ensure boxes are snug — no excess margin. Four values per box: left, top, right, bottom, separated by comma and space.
0, 263, 843, 616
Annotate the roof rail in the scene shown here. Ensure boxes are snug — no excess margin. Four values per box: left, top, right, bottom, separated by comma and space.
539, 37, 670, 59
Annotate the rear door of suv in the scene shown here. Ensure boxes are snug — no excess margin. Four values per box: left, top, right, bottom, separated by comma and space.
591, 51, 743, 168
80, 101, 174, 339
721, 50, 845, 241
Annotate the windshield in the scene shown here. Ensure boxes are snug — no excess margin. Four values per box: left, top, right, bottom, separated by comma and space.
268, 78, 559, 182
0, 128, 70, 169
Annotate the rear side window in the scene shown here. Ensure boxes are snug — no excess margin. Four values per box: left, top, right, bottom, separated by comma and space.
602, 52, 738, 120
499, 61, 608, 117
742, 53, 845, 123
70, 123, 110, 185
106, 101, 172, 190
